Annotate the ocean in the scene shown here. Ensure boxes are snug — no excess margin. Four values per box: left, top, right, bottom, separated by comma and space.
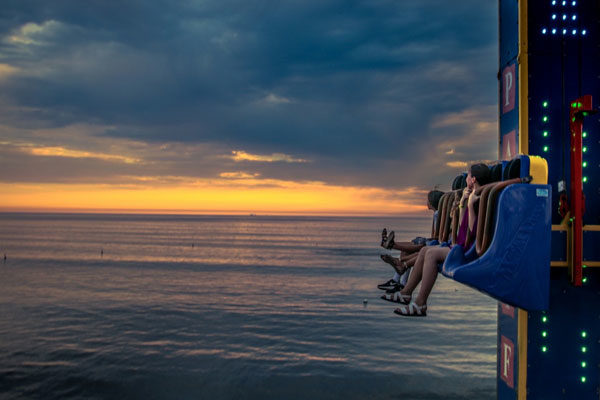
0, 213, 497, 400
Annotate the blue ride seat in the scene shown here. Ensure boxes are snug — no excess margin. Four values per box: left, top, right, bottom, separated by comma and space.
441, 155, 551, 311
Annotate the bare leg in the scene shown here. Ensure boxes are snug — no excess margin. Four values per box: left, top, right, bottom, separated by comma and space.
380, 255, 410, 275
413, 247, 450, 306
381, 248, 426, 276
400, 246, 430, 296
392, 241, 425, 253
401, 252, 418, 266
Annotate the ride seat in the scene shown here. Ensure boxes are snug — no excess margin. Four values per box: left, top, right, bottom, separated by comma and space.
442, 155, 551, 311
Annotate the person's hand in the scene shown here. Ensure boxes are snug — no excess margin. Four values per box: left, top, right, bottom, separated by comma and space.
460, 188, 472, 205
468, 191, 480, 208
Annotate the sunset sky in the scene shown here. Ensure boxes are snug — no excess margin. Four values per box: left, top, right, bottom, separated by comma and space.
0, 1, 498, 215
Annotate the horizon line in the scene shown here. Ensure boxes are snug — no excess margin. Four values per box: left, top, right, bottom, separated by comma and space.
0, 207, 430, 218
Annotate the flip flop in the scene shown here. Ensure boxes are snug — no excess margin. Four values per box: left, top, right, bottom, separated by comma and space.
394, 302, 427, 317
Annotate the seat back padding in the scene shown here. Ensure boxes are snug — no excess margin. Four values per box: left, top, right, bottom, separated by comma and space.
477, 178, 522, 256
437, 193, 451, 242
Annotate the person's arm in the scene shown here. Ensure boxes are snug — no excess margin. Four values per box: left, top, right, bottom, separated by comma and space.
458, 187, 472, 223
467, 191, 480, 234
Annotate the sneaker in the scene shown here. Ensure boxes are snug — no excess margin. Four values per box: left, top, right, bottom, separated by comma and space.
385, 282, 405, 294
377, 278, 398, 290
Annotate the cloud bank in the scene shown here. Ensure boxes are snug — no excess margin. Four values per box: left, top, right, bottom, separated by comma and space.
0, 0, 499, 213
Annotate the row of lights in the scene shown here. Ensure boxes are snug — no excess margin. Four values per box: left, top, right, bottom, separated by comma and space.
543, 0, 587, 36
542, 101, 551, 153
580, 328, 588, 383
540, 100, 589, 184
540, 315, 588, 383
541, 313, 549, 354
542, 28, 587, 35
582, 130, 588, 184
552, 13, 577, 20
571, 101, 590, 184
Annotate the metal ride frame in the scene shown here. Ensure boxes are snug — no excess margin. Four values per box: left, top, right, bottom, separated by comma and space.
496, 1, 599, 399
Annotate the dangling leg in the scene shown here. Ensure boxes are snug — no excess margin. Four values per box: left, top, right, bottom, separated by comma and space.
413, 246, 450, 307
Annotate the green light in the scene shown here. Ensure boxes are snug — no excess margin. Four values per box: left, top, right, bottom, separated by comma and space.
543, 146, 549, 152
543, 101, 549, 108
582, 277, 588, 283
572, 117, 577, 122
572, 102, 577, 108
583, 146, 587, 153
583, 161, 587, 168
581, 346, 587, 353
578, 102, 583, 108
583, 264, 588, 268
583, 131, 587, 138
581, 376, 587, 383
543, 116, 549, 122
582, 361, 587, 368
542, 331, 548, 337
542, 346, 548, 352
583, 176, 588, 183
542, 316, 548, 323
581, 331, 587, 338
583, 112, 589, 116
543, 131, 549, 137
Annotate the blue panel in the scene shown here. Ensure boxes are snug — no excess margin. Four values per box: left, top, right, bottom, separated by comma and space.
551, 230, 567, 262
583, 230, 600, 262
499, 0, 520, 157
499, 0, 519, 66
527, 267, 600, 399
498, 303, 519, 400
442, 184, 552, 310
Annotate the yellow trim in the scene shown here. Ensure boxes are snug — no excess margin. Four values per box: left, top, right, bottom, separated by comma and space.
517, 309, 528, 400
582, 262, 600, 267
559, 213, 571, 227
565, 212, 573, 281
518, 0, 529, 156
552, 224, 567, 231
517, 5, 528, 399
583, 225, 600, 231
551, 261, 568, 267
528, 156, 548, 184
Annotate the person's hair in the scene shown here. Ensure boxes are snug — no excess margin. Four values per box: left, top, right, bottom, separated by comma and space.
427, 190, 445, 211
470, 163, 491, 186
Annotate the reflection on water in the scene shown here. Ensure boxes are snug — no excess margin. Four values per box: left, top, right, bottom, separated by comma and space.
0, 214, 497, 399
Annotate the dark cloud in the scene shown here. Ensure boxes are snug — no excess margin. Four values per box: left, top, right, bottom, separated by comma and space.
0, 0, 499, 193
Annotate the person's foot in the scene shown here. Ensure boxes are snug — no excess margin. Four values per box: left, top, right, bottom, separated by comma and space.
393, 302, 427, 317
377, 278, 398, 290
380, 291, 411, 304
385, 282, 405, 294
382, 231, 395, 249
380, 254, 408, 275
380, 228, 388, 247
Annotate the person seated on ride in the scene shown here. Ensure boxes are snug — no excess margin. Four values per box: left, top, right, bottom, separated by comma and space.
382, 163, 490, 317
377, 189, 445, 291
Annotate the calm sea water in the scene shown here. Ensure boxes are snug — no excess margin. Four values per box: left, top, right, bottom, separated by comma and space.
0, 213, 497, 400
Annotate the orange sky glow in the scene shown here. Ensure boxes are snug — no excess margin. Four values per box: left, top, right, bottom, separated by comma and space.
0, 180, 429, 216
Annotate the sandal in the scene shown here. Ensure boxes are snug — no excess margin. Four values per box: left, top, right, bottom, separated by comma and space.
380, 291, 411, 304
382, 230, 395, 249
394, 302, 427, 317
380, 228, 388, 247
380, 255, 408, 275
